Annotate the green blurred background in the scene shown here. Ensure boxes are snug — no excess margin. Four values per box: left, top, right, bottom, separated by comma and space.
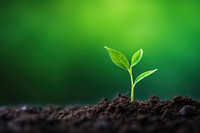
0, 0, 200, 105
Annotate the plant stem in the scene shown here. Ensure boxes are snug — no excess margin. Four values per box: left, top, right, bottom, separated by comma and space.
129, 68, 135, 101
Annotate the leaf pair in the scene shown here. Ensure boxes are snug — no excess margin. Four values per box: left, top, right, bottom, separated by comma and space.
104, 46, 157, 87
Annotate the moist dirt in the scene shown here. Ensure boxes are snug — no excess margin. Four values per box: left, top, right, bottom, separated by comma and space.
0, 95, 199, 133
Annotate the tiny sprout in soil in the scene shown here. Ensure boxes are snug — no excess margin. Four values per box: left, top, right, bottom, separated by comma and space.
105, 46, 157, 101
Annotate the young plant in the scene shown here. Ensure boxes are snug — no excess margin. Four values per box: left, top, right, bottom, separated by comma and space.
105, 46, 157, 101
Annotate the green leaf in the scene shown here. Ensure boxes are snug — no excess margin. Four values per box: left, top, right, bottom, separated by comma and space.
104, 46, 130, 70
134, 69, 158, 86
131, 49, 143, 67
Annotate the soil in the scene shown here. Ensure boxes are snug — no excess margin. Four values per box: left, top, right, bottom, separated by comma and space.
0, 95, 199, 133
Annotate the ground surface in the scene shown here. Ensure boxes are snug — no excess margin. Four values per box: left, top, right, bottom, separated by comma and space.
0, 95, 199, 133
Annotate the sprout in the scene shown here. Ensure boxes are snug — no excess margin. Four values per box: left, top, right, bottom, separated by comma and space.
105, 46, 157, 101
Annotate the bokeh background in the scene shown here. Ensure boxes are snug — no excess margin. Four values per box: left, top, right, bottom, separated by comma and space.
0, 0, 200, 105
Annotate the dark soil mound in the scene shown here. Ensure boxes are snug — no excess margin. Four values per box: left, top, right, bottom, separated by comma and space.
0, 95, 199, 133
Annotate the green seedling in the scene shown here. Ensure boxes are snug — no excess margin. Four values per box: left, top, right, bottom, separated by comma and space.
105, 46, 157, 101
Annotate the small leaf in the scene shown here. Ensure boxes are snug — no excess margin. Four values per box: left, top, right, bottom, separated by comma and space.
105, 46, 130, 70
131, 49, 143, 67
134, 69, 158, 86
